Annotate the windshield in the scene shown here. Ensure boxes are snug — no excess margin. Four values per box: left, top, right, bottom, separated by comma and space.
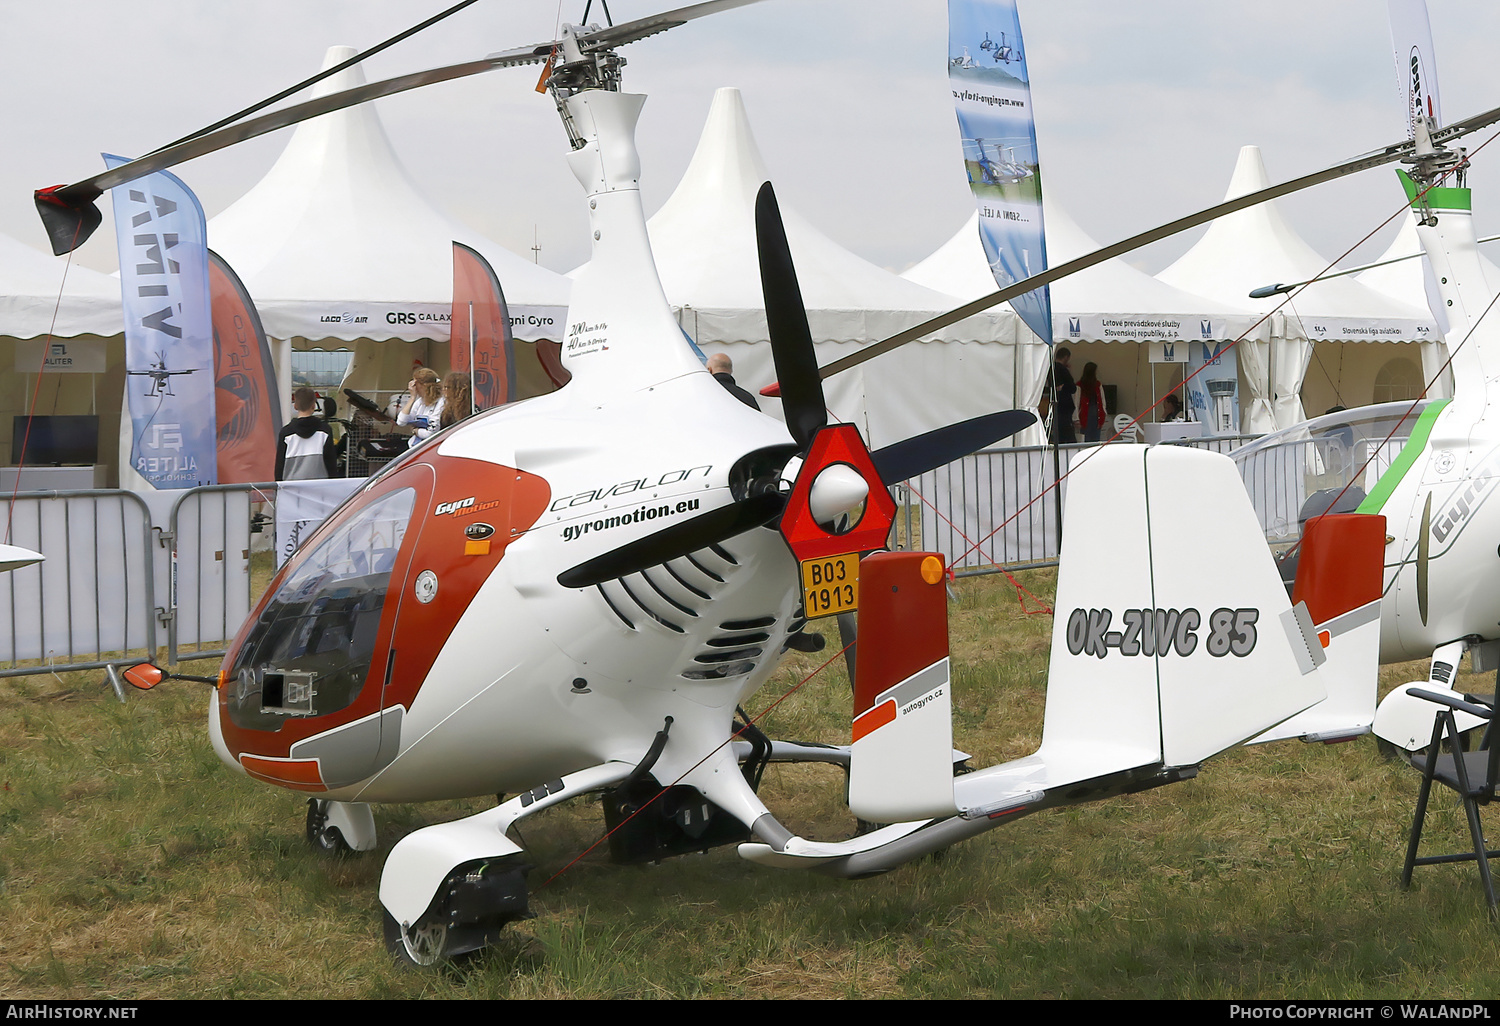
228, 486, 417, 730
1231, 400, 1434, 546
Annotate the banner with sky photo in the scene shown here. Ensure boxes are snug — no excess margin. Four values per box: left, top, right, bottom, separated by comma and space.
106, 154, 217, 489
947, 0, 1051, 347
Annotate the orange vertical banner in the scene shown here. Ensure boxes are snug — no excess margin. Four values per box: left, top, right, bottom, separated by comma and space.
450, 242, 516, 411
209, 249, 282, 483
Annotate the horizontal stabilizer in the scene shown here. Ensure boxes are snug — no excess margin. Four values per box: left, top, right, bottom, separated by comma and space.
0, 544, 44, 573
1374, 683, 1488, 751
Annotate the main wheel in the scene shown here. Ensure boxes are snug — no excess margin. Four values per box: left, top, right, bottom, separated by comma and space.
305, 799, 354, 856
383, 910, 458, 969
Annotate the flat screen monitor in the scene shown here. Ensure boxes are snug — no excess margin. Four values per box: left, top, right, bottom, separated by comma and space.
11, 415, 99, 466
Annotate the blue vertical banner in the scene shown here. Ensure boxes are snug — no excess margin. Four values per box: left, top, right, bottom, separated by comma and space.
948, 0, 1052, 346
105, 155, 218, 488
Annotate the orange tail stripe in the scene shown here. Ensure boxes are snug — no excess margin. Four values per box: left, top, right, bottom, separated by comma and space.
852, 700, 897, 742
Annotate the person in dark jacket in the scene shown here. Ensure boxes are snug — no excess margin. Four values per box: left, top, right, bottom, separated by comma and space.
707, 353, 760, 410
275, 387, 338, 480
1051, 346, 1077, 444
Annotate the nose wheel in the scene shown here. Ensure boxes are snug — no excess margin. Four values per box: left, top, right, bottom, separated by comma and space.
305, 799, 354, 855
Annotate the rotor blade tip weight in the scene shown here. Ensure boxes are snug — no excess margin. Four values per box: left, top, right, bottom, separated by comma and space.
34, 186, 102, 255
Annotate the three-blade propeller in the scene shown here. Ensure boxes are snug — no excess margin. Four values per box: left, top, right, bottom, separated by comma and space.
557, 182, 1035, 588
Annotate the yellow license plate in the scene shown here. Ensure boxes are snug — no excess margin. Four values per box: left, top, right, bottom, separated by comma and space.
800, 553, 859, 619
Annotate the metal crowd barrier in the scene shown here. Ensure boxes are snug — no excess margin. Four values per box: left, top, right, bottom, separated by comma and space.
1, 489, 157, 678
896, 434, 1264, 578
165, 483, 274, 667
0, 483, 274, 680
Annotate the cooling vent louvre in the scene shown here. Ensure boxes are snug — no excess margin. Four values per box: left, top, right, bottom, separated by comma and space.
680, 614, 783, 681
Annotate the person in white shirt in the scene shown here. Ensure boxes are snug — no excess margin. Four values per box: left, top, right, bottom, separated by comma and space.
397, 367, 446, 449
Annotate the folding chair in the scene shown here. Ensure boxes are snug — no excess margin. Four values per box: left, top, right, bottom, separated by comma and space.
1399, 687, 1500, 915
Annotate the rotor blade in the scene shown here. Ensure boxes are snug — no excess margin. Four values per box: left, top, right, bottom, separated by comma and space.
805, 101, 1500, 382
557, 492, 785, 589
152, 0, 483, 155
869, 409, 1036, 484
577, 0, 767, 51
755, 181, 827, 449
35, 0, 771, 254
35, 52, 531, 254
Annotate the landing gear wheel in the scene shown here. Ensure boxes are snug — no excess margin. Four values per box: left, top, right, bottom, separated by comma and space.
379, 857, 533, 967
383, 910, 461, 969
305, 799, 353, 856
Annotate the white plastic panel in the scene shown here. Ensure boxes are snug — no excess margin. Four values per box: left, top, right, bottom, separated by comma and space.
1144, 446, 1325, 765
849, 658, 958, 822
1035, 445, 1162, 771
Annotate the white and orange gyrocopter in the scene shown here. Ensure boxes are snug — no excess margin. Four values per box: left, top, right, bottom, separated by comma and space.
30, 0, 1500, 963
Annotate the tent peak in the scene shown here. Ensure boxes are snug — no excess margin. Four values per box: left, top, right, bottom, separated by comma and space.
673, 86, 771, 199
1225, 144, 1271, 202
314, 46, 366, 100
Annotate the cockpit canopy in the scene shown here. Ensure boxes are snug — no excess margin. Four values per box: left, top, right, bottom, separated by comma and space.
1230, 400, 1433, 546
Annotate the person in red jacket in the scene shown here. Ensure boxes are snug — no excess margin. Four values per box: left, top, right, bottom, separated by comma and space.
1077, 361, 1107, 443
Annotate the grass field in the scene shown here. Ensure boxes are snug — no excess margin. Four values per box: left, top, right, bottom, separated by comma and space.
2, 569, 1498, 999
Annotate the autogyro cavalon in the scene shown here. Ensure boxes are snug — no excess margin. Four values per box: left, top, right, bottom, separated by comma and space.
31, 0, 1500, 964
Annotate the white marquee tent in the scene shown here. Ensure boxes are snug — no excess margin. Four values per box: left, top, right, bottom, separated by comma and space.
0, 232, 123, 340
636, 87, 1023, 450
903, 203, 1267, 433
206, 47, 573, 401
1158, 145, 1435, 430
1, 231, 126, 476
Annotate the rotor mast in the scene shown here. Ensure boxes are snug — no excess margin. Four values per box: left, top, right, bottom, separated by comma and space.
542, 26, 705, 395
546, 23, 628, 149
1401, 114, 1500, 447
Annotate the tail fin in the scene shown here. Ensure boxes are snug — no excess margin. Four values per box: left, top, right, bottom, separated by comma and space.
848, 551, 959, 822
1251, 513, 1385, 744
1034, 445, 1327, 771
